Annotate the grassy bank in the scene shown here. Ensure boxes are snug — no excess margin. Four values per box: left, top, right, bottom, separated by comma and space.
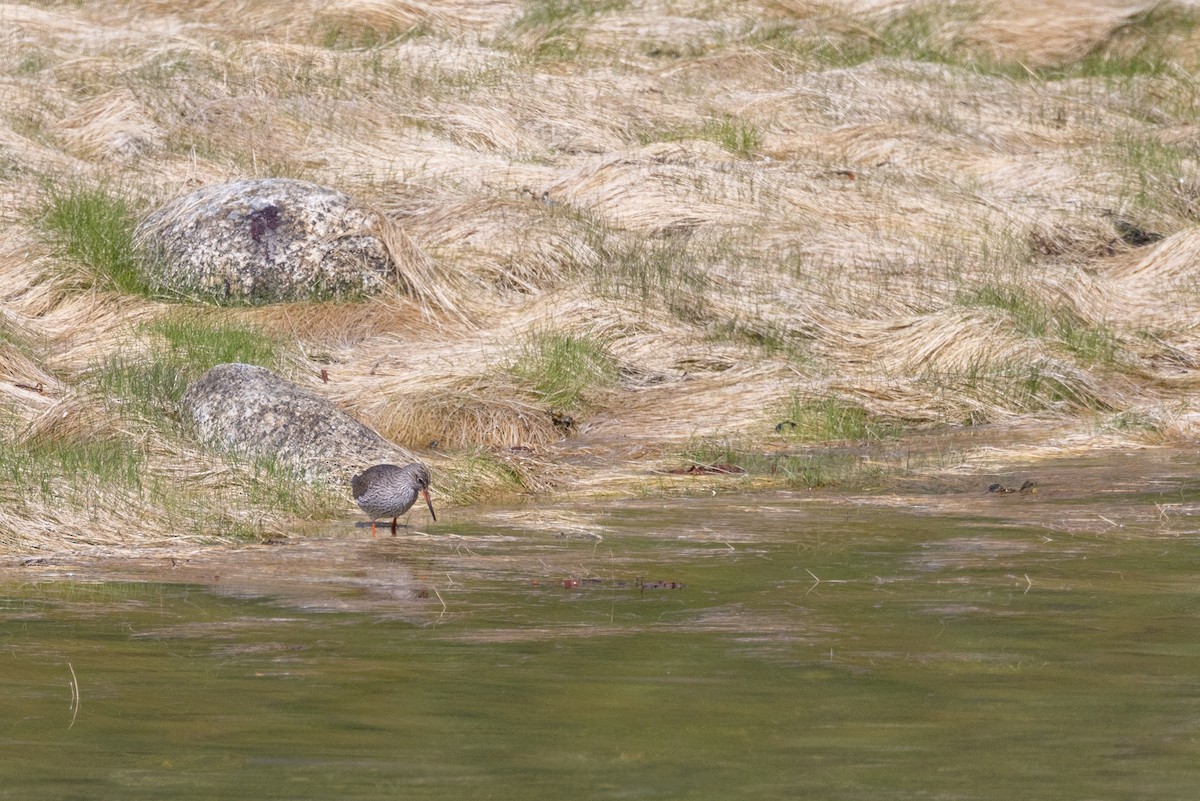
1, 0, 1199, 548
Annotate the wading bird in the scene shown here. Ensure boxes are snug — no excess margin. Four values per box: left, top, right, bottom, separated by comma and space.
351, 462, 436, 536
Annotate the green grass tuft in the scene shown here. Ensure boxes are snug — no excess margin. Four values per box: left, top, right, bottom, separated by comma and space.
701, 115, 761, 157
1, 436, 145, 493
0, 429, 150, 519
775, 4, 1001, 74
237, 455, 346, 521
435, 448, 546, 506
956, 282, 1120, 365
706, 316, 810, 361
1106, 131, 1197, 222
1100, 409, 1165, 439
649, 115, 762, 157
149, 315, 284, 373
755, 4, 1200, 81
16, 51, 46, 75
678, 437, 889, 489
0, 426, 342, 541
920, 357, 1110, 424
85, 314, 287, 419
514, 0, 625, 30
37, 181, 149, 295
589, 228, 712, 323
1057, 318, 1119, 365
1049, 5, 1200, 79
776, 395, 899, 443
0, 315, 38, 357
510, 329, 617, 411
498, 0, 627, 60
957, 283, 1054, 338
316, 20, 431, 50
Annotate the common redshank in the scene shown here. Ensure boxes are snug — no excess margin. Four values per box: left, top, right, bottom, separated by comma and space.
351, 462, 436, 536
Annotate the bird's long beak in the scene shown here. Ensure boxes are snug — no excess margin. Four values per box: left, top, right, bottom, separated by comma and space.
422, 488, 437, 522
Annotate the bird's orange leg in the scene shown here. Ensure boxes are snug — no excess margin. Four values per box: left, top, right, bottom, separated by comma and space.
371, 520, 378, 537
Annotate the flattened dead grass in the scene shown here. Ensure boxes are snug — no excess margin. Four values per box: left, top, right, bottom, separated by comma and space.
2, 0, 1200, 550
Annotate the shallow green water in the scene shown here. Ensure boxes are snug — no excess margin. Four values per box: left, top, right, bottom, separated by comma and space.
4, 482, 1200, 800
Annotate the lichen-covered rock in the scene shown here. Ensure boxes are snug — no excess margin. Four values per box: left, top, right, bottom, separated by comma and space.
135, 179, 397, 304
180, 363, 414, 483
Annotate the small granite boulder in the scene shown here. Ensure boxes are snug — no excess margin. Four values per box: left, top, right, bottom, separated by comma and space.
180, 363, 414, 483
136, 178, 398, 303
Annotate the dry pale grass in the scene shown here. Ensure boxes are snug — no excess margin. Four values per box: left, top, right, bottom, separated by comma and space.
2, 0, 1200, 550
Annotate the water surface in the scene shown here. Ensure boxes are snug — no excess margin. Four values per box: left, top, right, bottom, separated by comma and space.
4, 453, 1200, 799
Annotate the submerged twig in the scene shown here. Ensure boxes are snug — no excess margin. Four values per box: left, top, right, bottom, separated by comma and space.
67, 661, 80, 729
805, 568, 821, 596
432, 587, 447, 622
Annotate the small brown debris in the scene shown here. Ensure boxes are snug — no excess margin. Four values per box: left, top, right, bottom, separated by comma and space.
637, 579, 685, 591
555, 577, 686, 591
1114, 219, 1162, 248
669, 463, 746, 475
988, 480, 1037, 494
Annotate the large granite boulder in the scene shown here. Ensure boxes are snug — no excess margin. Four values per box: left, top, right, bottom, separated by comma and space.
136, 179, 398, 304
180, 363, 414, 483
